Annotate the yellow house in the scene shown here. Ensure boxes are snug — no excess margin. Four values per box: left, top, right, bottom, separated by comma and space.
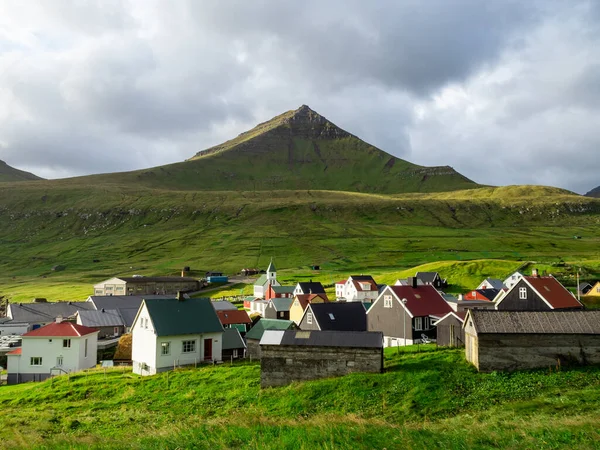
289, 293, 329, 325
583, 281, 600, 297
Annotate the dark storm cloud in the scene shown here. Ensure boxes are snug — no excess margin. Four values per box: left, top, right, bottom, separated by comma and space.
0, 0, 598, 193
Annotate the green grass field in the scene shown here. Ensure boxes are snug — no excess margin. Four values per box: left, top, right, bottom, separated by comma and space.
1, 346, 600, 449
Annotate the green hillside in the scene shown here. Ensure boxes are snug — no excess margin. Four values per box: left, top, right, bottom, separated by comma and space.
61, 105, 478, 194
1, 347, 600, 449
0, 160, 43, 182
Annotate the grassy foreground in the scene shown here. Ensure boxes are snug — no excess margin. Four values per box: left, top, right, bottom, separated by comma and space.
1, 346, 600, 449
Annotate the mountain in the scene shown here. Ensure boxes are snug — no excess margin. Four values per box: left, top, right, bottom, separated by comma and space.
80, 105, 478, 193
585, 186, 600, 198
0, 160, 43, 182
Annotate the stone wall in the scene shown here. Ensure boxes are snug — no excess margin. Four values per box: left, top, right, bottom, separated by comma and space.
474, 333, 600, 372
247, 339, 261, 360
260, 345, 382, 388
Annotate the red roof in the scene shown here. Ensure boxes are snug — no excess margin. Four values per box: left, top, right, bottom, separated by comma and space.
294, 293, 329, 310
7, 348, 22, 355
216, 309, 251, 325
389, 285, 453, 317
524, 276, 583, 309
349, 276, 378, 292
335, 280, 347, 285
23, 321, 98, 337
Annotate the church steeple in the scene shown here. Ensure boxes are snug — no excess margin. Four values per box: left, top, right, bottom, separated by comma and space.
266, 258, 276, 282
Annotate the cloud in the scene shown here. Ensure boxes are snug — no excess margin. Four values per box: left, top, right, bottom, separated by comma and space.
0, 1, 598, 193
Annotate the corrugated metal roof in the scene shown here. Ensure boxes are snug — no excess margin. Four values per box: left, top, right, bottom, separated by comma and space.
245, 318, 295, 340
116, 276, 199, 283
524, 276, 583, 309
77, 309, 125, 327
144, 297, 223, 337
8, 302, 94, 324
469, 310, 600, 334
260, 330, 383, 348
222, 328, 246, 350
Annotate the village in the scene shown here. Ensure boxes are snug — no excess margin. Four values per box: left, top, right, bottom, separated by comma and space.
1, 261, 600, 388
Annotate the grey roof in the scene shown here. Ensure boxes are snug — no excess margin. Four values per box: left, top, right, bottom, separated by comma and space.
87, 295, 175, 328
116, 276, 199, 283
143, 297, 224, 336
8, 302, 93, 324
475, 288, 502, 301
308, 302, 367, 331
396, 278, 425, 286
579, 282, 593, 290
481, 278, 505, 290
222, 328, 246, 350
77, 309, 125, 328
270, 298, 294, 312
468, 310, 600, 334
254, 274, 268, 287
271, 285, 295, 294
211, 301, 238, 311
260, 330, 383, 348
415, 272, 440, 283
267, 260, 276, 273
296, 282, 326, 294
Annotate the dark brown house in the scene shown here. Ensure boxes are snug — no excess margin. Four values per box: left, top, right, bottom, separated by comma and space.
495, 276, 583, 311
464, 310, 600, 372
435, 312, 466, 347
264, 298, 294, 321
299, 302, 367, 331
259, 329, 383, 387
367, 284, 453, 347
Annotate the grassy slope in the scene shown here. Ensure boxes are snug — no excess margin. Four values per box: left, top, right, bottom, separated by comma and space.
0, 160, 43, 182
0, 184, 599, 302
1, 347, 600, 449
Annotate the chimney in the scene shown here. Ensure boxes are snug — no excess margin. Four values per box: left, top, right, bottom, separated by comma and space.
56, 316, 63, 324
177, 291, 185, 301
532, 268, 539, 277
101, 308, 105, 313
410, 277, 417, 288
182, 266, 190, 277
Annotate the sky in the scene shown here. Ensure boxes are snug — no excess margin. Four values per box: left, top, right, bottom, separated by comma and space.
0, 1, 599, 194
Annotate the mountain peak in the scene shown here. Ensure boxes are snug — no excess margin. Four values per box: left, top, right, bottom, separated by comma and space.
0, 160, 43, 182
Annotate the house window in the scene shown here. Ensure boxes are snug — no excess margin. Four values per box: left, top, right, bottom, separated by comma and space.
85, 339, 88, 357
63, 339, 71, 348
424, 317, 430, 329
414, 317, 423, 331
30, 357, 42, 366
384, 295, 393, 308
307, 313, 313, 324
519, 287, 527, 300
597, 287, 600, 293
161, 342, 171, 355
182, 340, 196, 353
279, 312, 284, 318
145, 318, 149, 329
56, 356, 63, 367
233, 349, 238, 358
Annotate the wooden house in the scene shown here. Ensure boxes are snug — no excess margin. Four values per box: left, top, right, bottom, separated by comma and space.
289, 293, 329, 325
7, 319, 99, 385
131, 296, 224, 376
464, 310, 600, 372
222, 328, 246, 360
216, 309, 252, 334
264, 298, 294, 321
495, 275, 583, 311
434, 312, 466, 347
462, 288, 502, 302
503, 271, 524, 290
336, 275, 379, 303
259, 330, 383, 388
265, 285, 295, 300
75, 309, 126, 339
415, 272, 446, 289
366, 283, 452, 347
582, 281, 600, 297
475, 278, 505, 290
299, 302, 367, 332
293, 281, 326, 296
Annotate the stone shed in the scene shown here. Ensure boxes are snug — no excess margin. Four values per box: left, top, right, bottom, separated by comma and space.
259, 330, 383, 388
464, 310, 600, 372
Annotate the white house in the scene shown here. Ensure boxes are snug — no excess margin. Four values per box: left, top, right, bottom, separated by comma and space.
131, 296, 224, 376
7, 319, 99, 384
503, 271, 524, 290
338, 275, 379, 302
476, 278, 505, 290
250, 299, 269, 316
335, 280, 346, 299
253, 261, 280, 299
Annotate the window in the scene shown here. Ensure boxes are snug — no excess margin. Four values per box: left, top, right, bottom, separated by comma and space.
307, 312, 313, 324
597, 287, 600, 294
328, 313, 335, 321
384, 295, 393, 308
85, 339, 88, 358
48, 339, 52, 343
182, 340, 196, 353
279, 311, 284, 318
30, 357, 42, 366
56, 356, 63, 367
63, 339, 71, 348
233, 349, 238, 358
161, 342, 171, 355
424, 317, 430, 329
145, 318, 149, 329
519, 287, 527, 300
414, 317, 423, 331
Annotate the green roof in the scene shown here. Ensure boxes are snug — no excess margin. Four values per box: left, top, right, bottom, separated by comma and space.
271, 285, 295, 294
271, 297, 294, 311
144, 297, 224, 336
245, 318, 294, 340
222, 328, 246, 350
267, 260, 276, 272
254, 274, 268, 287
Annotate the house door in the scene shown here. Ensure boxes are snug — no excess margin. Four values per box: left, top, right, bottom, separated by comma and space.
204, 339, 213, 361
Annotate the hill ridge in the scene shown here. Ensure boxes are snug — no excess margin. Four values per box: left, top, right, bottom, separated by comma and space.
0, 160, 43, 182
